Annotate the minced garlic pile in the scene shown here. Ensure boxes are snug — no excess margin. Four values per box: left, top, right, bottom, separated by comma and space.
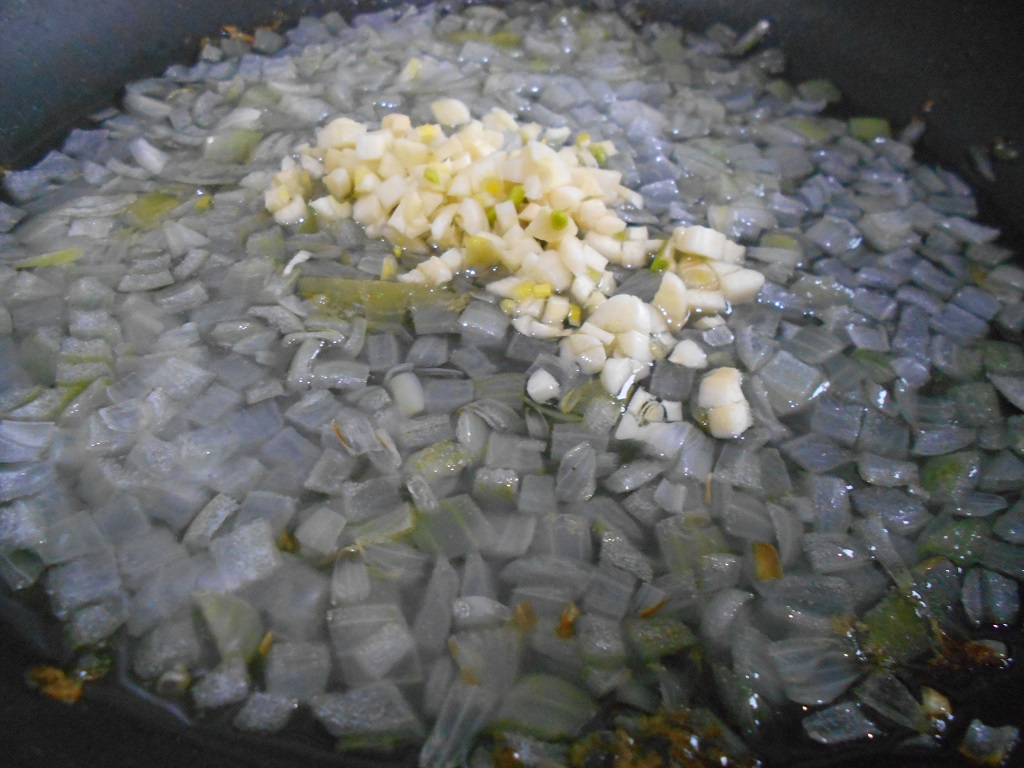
265, 98, 768, 437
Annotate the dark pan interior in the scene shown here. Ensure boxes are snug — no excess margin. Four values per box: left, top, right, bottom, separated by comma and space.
2, 2, 1023, 767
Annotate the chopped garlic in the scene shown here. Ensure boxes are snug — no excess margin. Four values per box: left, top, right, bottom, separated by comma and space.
693, 315, 725, 329
272, 197, 308, 225
697, 367, 752, 438
266, 106, 762, 440
686, 289, 728, 316
388, 371, 425, 418
577, 321, 614, 347
673, 225, 727, 260
697, 367, 745, 409
414, 255, 453, 287
663, 401, 683, 421
282, 250, 313, 276
722, 240, 747, 263
707, 401, 753, 439
586, 295, 651, 334
615, 330, 654, 364
431, 98, 472, 126
601, 357, 647, 399
669, 339, 708, 368
512, 316, 567, 340
561, 333, 607, 374
356, 132, 388, 161
526, 369, 561, 403
309, 195, 351, 221
627, 388, 661, 420
717, 266, 766, 304
652, 271, 688, 332
398, 58, 422, 82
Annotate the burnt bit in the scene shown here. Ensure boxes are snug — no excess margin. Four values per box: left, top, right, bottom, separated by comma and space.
26, 665, 84, 704
928, 630, 1010, 672
556, 601, 581, 640
567, 709, 761, 768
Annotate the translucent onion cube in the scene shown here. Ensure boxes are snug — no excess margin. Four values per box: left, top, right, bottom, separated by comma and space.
853, 671, 928, 732
412, 556, 460, 657
958, 719, 1021, 767
192, 657, 251, 710
209, 519, 283, 591
265, 641, 332, 700
311, 682, 424, 749
419, 681, 498, 768
294, 506, 347, 558
493, 674, 598, 740
233, 693, 297, 733
195, 592, 264, 662
768, 636, 863, 706
803, 702, 881, 745
328, 603, 422, 686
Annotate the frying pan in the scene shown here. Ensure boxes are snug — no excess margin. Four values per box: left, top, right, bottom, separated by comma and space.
2, 1, 1023, 766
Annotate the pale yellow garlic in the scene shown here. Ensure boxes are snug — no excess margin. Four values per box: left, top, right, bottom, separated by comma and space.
722, 240, 747, 263
265, 106, 764, 443
561, 333, 607, 375
375, 174, 408, 210
619, 240, 649, 268
352, 194, 385, 230
355, 132, 389, 161
520, 252, 573, 292
652, 271, 689, 332
271, 196, 308, 225
353, 168, 380, 194
524, 208, 579, 243
627, 388, 660, 420
585, 294, 651, 334
663, 401, 684, 422
718, 266, 766, 304
317, 117, 366, 148
299, 154, 325, 178
697, 366, 752, 438
527, 369, 561, 402
309, 195, 351, 221
575, 198, 609, 230
697, 367, 745, 409
615, 330, 654, 364
414, 255, 453, 287
430, 98, 472, 126
492, 200, 519, 233
323, 167, 352, 199
651, 332, 675, 359
601, 356, 648, 399
398, 58, 422, 82
439, 248, 463, 271
668, 339, 708, 368
583, 232, 622, 261
693, 315, 725, 329
570, 273, 598, 305
382, 114, 412, 134
282, 249, 313, 276
645, 303, 668, 336
706, 401, 753, 439
549, 185, 586, 212
483, 275, 529, 299
541, 295, 571, 325
593, 215, 627, 236
686, 288, 728, 315
512, 316, 567, 339
673, 224, 727, 260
